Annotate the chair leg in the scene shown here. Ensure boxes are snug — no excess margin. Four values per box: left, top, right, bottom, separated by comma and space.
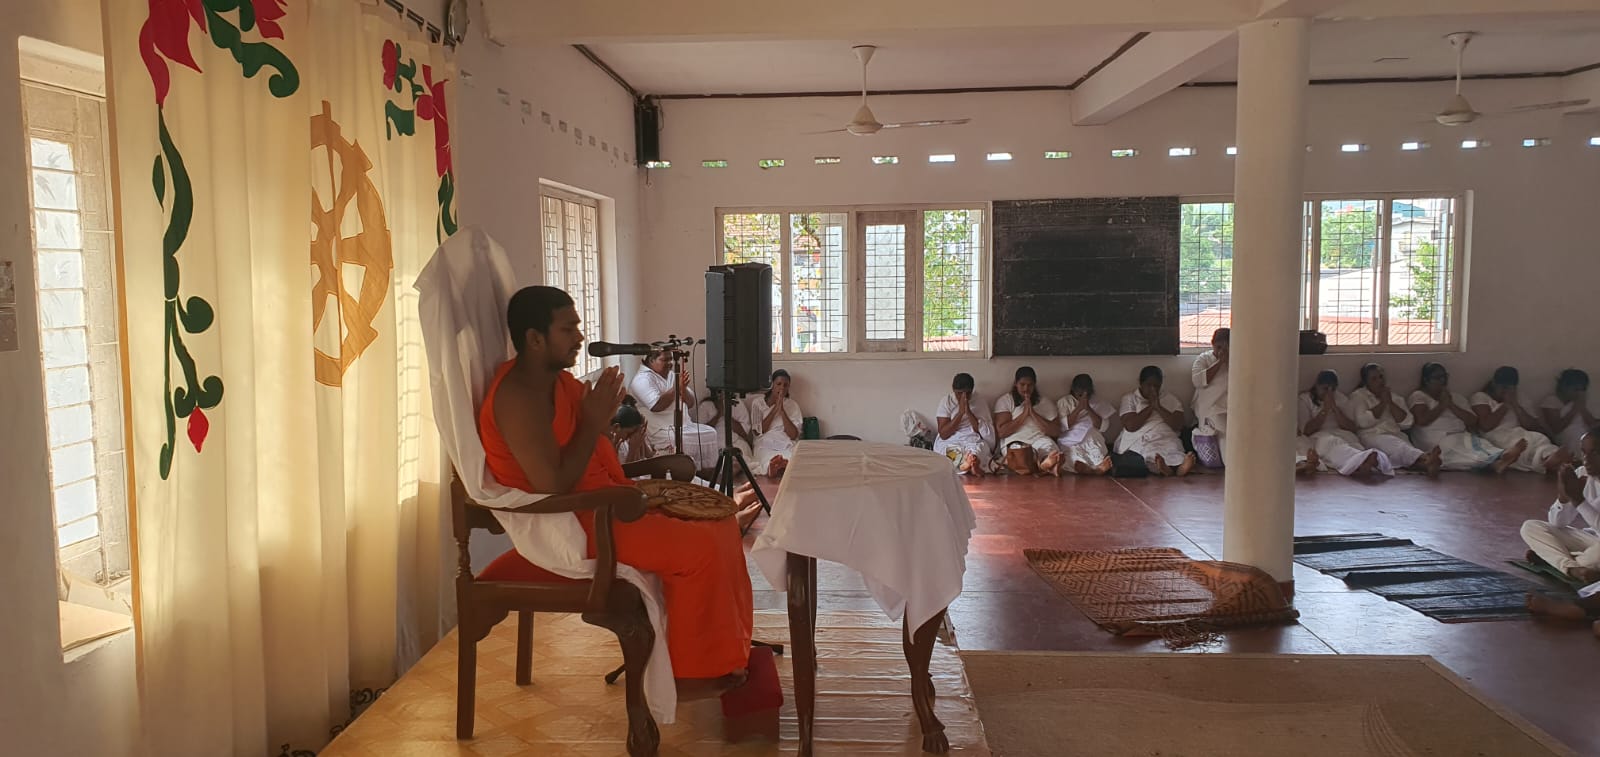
515, 611, 534, 686
457, 629, 478, 740
584, 584, 660, 757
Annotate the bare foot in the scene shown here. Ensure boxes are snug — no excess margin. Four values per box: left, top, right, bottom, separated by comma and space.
1296, 459, 1315, 475
733, 485, 758, 509
768, 456, 789, 479
1073, 460, 1093, 475
1175, 453, 1197, 477
1546, 448, 1574, 475
677, 669, 749, 701
1095, 458, 1113, 476
1424, 449, 1442, 478
736, 502, 763, 530
1355, 453, 1380, 477
1527, 592, 1591, 621
1042, 451, 1064, 477
1152, 456, 1174, 477
957, 453, 975, 475
1571, 567, 1600, 585
1493, 440, 1527, 474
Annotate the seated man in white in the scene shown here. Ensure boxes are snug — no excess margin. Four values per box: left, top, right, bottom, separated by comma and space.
735, 370, 802, 478
1056, 373, 1114, 475
1298, 370, 1392, 477
934, 372, 995, 476
1521, 427, 1600, 585
993, 366, 1064, 476
1540, 369, 1596, 457
1472, 366, 1571, 474
631, 348, 721, 473
1350, 362, 1441, 477
1190, 327, 1229, 467
1116, 365, 1197, 477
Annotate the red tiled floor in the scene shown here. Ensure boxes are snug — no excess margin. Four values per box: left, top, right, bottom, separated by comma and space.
744, 470, 1598, 755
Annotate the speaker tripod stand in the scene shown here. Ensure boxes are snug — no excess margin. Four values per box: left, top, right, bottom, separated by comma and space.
707, 389, 772, 535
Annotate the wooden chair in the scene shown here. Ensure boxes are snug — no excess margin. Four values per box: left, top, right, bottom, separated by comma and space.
452, 454, 696, 757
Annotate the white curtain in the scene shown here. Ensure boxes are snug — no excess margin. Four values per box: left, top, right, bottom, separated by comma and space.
104, 0, 455, 752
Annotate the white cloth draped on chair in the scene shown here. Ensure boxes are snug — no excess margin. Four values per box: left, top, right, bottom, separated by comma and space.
105, 0, 454, 752
415, 227, 678, 724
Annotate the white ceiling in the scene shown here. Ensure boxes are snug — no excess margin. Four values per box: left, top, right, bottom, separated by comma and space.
1197, 16, 1600, 83
587, 31, 1133, 96
589, 16, 1600, 96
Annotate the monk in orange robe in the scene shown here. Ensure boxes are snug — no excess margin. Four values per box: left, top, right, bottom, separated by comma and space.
477, 285, 753, 683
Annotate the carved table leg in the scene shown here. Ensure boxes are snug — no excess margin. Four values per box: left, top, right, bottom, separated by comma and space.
786, 552, 818, 757
905, 609, 949, 754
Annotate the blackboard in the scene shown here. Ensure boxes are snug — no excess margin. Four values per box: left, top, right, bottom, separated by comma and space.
991, 197, 1180, 356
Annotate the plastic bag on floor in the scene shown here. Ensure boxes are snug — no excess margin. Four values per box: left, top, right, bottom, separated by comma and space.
902, 409, 935, 449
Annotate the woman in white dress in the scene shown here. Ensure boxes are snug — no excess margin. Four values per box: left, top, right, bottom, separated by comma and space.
1298, 370, 1393, 477
1116, 366, 1197, 476
993, 367, 1064, 476
736, 369, 803, 478
609, 398, 650, 464
1350, 363, 1442, 477
1190, 328, 1229, 467
1540, 369, 1596, 456
1056, 373, 1115, 475
934, 372, 996, 476
1471, 366, 1569, 474
1408, 362, 1514, 473
630, 349, 721, 472
698, 389, 754, 469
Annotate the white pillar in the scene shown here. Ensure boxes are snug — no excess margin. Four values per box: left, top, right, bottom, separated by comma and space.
1222, 17, 1310, 583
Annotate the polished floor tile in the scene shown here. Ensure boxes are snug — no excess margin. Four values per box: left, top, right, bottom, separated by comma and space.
748, 468, 1595, 755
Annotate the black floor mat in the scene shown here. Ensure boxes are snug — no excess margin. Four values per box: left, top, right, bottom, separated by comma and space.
1294, 533, 1553, 623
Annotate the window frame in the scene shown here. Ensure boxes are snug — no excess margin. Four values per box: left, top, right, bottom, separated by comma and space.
1177, 191, 1467, 355
714, 203, 991, 359
539, 185, 605, 376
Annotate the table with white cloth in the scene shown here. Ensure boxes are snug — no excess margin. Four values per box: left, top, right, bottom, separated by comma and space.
751, 440, 977, 755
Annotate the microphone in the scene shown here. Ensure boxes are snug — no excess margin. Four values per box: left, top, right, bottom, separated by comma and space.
587, 341, 654, 357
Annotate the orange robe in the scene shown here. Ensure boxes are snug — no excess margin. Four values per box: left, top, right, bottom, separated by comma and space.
479, 360, 753, 678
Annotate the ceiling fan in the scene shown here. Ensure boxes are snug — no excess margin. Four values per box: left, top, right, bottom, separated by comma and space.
810, 45, 971, 135
1432, 32, 1589, 126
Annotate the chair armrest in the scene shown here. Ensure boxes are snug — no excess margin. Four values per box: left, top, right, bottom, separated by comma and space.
465, 487, 645, 612
624, 454, 697, 481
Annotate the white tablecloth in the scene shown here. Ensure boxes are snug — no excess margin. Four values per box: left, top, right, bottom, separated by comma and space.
751, 441, 977, 630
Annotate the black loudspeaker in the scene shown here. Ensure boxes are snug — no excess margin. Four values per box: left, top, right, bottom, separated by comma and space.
634, 98, 660, 166
705, 264, 772, 393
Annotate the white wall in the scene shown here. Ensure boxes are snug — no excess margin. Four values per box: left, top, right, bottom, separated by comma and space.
0, 3, 140, 755
640, 81, 1600, 441
448, 5, 646, 566
453, 10, 643, 344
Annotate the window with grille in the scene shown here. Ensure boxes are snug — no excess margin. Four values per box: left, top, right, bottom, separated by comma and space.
540, 189, 603, 376
1178, 194, 1463, 352
717, 206, 986, 355
1177, 202, 1234, 349
22, 80, 131, 588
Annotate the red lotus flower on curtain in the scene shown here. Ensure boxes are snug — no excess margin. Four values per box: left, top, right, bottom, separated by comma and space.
382, 41, 458, 241
252, 0, 287, 39
139, 0, 206, 106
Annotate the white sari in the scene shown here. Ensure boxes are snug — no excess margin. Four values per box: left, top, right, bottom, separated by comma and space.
934, 393, 996, 473
994, 392, 1059, 458
1349, 387, 1428, 468
630, 368, 721, 470
1298, 391, 1393, 476
736, 393, 803, 475
1408, 390, 1504, 471
1056, 395, 1115, 470
1470, 392, 1563, 473
1115, 391, 1187, 464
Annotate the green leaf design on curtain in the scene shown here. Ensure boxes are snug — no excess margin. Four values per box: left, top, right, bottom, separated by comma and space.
155, 110, 225, 479
384, 102, 416, 139
202, 0, 300, 99
437, 171, 458, 242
